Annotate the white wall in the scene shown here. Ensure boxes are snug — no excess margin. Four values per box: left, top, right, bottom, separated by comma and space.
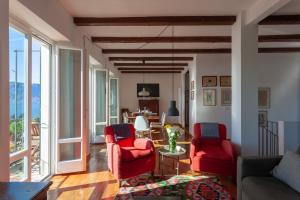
0, 0, 10, 182
120, 73, 181, 122
195, 54, 232, 137
188, 52, 300, 150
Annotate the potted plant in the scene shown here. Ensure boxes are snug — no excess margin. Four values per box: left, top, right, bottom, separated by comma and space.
164, 124, 184, 152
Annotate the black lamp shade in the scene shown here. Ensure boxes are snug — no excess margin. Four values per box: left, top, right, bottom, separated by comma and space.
167, 100, 179, 116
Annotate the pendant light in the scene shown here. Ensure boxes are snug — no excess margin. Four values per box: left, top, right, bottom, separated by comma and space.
138, 62, 150, 97
167, 26, 179, 116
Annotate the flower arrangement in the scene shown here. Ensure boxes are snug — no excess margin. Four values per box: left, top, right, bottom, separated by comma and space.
164, 124, 184, 152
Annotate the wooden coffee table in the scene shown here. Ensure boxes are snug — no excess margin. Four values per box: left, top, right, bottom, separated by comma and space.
158, 145, 186, 176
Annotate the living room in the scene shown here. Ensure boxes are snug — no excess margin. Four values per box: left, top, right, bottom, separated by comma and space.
0, 0, 300, 200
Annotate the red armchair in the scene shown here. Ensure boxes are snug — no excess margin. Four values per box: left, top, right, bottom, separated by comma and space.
190, 123, 237, 177
105, 124, 156, 181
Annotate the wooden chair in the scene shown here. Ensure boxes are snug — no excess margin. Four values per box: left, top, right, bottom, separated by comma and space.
150, 112, 166, 139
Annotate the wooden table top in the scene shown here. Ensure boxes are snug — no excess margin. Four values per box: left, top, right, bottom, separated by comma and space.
128, 115, 160, 120
0, 181, 52, 200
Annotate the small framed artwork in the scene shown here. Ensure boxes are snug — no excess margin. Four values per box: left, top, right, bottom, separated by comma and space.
202, 76, 217, 87
258, 87, 270, 109
191, 91, 194, 100
221, 88, 231, 106
258, 110, 268, 127
191, 80, 195, 90
203, 89, 217, 106
220, 76, 231, 87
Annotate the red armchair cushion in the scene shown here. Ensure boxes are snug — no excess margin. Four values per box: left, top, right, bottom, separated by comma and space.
195, 145, 232, 161
121, 147, 152, 162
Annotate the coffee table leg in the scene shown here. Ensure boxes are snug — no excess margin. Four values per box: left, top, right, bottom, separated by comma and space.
161, 154, 164, 176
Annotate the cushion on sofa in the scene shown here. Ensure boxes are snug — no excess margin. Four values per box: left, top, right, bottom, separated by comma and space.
195, 145, 231, 161
242, 176, 300, 200
121, 147, 152, 162
272, 151, 300, 193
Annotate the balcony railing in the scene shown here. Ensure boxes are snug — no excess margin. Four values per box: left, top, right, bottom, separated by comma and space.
258, 121, 279, 156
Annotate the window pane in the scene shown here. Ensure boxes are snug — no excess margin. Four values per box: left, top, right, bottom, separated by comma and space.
95, 124, 105, 136
10, 158, 26, 181
31, 38, 51, 181
110, 79, 118, 117
9, 27, 27, 154
109, 118, 118, 125
59, 49, 81, 139
59, 142, 81, 161
95, 71, 106, 123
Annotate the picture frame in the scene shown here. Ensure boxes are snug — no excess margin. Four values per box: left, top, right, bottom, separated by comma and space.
191, 80, 195, 90
203, 89, 217, 106
258, 87, 270, 109
220, 76, 231, 87
221, 88, 231, 106
202, 76, 217, 87
191, 91, 194, 100
258, 110, 268, 127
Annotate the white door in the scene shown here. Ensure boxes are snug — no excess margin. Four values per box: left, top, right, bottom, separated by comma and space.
56, 48, 85, 174
109, 78, 119, 124
92, 69, 107, 143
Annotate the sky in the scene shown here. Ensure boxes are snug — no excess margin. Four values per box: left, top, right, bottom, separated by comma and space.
9, 27, 48, 84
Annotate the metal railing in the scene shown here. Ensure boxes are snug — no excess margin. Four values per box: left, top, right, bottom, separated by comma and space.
258, 121, 279, 156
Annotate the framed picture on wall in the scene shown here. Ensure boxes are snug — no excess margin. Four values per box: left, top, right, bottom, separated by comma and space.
220, 76, 231, 87
191, 91, 194, 100
258, 110, 268, 127
203, 89, 217, 106
202, 76, 217, 87
258, 87, 270, 109
221, 88, 231, 106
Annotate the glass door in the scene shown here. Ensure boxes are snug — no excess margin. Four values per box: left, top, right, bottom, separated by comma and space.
56, 48, 85, 173
9, 26, 30, 181
109, 78, 119, 125
92, 69, 107, 143
31, 37, 51, 181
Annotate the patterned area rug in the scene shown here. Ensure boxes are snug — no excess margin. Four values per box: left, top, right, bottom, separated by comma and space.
115, 175, 232, 200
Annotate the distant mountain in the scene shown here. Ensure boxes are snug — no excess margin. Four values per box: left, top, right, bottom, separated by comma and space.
9, 82, 41, 118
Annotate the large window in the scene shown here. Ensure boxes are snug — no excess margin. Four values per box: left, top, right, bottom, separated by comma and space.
109, 78, 119, 124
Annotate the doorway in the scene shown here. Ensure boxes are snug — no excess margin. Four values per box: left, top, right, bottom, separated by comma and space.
184, 71, 190, 129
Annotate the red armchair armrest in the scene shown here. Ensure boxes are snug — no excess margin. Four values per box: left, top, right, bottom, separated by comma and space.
190, 138, 201, 158
134, 138, 155, 152
106, 143, 121, 175
221, 140, 237, 160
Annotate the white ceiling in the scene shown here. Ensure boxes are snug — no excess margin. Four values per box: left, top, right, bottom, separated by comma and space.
58, 0, 300, 64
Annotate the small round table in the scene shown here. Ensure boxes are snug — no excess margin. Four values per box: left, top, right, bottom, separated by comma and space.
158, 145, 186, 176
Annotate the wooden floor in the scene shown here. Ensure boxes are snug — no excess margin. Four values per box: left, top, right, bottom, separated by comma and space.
48, 130, 236, 200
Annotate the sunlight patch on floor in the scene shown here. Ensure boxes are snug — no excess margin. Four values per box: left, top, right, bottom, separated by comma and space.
57, 186, 95, 200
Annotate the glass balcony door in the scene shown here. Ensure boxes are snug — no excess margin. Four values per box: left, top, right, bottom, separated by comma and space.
92, 69, 107, 143
9, 26, 30, 181
56, 48, 85, 174
109, 78, 119, 125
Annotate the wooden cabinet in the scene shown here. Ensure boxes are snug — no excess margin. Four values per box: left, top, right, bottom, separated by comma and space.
139, 99, 159, 115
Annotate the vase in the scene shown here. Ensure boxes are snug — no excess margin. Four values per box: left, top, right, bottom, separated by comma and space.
169, 137, 177, 153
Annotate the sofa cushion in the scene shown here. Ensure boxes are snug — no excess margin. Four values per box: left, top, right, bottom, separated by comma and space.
242, 176, 300, 200
195, 145, 231, 161
121, 147, 152, 162
272, 151, 300, 193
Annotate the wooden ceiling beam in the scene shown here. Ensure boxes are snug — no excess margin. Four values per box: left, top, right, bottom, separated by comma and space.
260, 15, 300, 25
106, 48, 300, 56
118, 67, 184, 70
94, 34, 300, 43
121, 71, 182, 74
258, 47, 300, 53
74, 16, 236, 26
109, 57, 193, 61
104, 48, 231, 54
259, 34, 300, 42
92, 36, 231, 43
114, 62, 188, 66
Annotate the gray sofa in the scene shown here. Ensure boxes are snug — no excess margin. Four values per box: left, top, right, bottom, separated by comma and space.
237, 147, 300, 200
